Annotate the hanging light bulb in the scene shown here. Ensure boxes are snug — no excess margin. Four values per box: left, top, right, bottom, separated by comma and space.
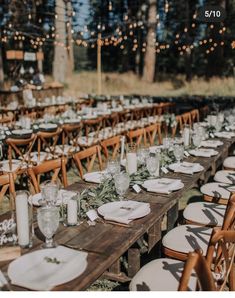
108, 1, 112, 11
20, 66, 25, 75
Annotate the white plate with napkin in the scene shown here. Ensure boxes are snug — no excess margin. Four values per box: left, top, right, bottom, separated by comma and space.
30, 189, 77, 206
214, 132, 235, 139
142, 178, 184, 194
189, 148, 218, 157
83, 171, 107, 184
200, 140, 223, 148
168, 162, 204, 174
98, 200, 150, 224
8, 246, 88, 291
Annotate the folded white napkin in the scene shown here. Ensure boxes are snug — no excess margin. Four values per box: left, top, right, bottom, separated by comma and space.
145, 178, 182, 194
103, 201, 150, 224
8, 246, 88, 291
83, 171, 107, 183
174, 162, 201, 174
215, 132, 235, 139
200, 140, 223, 148
189, 149, 216, 157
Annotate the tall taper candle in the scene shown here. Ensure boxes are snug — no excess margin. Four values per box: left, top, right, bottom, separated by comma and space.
15, 192, 29, 247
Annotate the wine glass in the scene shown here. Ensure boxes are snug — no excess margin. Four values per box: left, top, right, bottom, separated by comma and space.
146, 155, 158, 177
137, 148, 149, 166
114, 172, 130, 200
174, 145, 184, 164
106, 159, 120, 177
37, 206, 60, 248
41, 180, 59, 206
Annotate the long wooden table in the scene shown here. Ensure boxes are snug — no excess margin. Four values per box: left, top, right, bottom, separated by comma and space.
0, 137, 234, 291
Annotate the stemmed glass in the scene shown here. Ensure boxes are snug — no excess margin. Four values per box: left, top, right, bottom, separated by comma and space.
146, 155, 158, 178
37, 206, 60, 248
137, 148, 149, 166
41, 180, 59, 206
174, 144, 184, 164
114, 172, 130, 200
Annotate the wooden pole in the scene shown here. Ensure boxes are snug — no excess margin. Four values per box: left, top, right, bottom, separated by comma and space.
97, 32, 102, 95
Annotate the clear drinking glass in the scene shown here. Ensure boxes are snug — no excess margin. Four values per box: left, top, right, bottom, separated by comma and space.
174, 144, 184, 164
192, 134, 202, 149
37, 206, 60, 248
137, 148, 149, 166
146, 155, 158, 177
107, 159, 120, 176
41, 180, 59, 206
114, 172, 130, 200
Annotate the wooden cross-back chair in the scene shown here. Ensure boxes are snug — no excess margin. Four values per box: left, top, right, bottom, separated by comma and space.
37, 127, 62, 158
0, 172, 16, 209
102, 112, 119, 130
206, 228, 235, 291
100, 136, 121, 160
144, 123, 162, 146
181, 112, 192, 128
190, 109, 200, 124
171, 115, 183, 137
27, 157, 68, 194
83, 117, 103, 140
0, 113, 14, 126
127, 128, 145, 148
5, 134, 37, 172
73, 145, 103, 179
62, 122, 82, 153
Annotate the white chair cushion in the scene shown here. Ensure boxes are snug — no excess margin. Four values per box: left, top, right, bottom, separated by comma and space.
223, 156, 235, 169
0, 159, 27, 172
183, 202, 226, 226
53, 145, 78, 155
162, 224, 212, 255
214, 170, 235, 184
129, 258, 197, 291
24, 151, 52, 164
200, 182, 235, 201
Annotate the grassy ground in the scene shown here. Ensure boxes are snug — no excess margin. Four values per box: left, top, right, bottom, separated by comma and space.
47, 71, 235, 97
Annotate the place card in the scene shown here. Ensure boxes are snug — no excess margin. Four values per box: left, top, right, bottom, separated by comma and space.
161, 166, 169, 174
133, 184, 141, 193
86, 210, 99, 222
184, 151, 190, 157
209, 132, 215, 138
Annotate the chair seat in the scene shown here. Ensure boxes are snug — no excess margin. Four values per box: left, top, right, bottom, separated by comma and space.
223, 156, 235, 169
23, 151, 52, 164
77, 136, 99, 147
214, 170, 235, 184
162, 224, 212, 255
129, 258, 197, 291
200, 182, 233, 201
183, 202, 226, 226
51, 145, 78, 156
1, 159, 27, 173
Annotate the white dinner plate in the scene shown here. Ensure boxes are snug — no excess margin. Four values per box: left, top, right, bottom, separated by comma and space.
189, 149, 218, 157
8, 246, 87, 291
98, 200, 150, 220
168, 163, 204, 173
30, 189, 77, 206
142, 178, 184, 192
83, 171, 107, 184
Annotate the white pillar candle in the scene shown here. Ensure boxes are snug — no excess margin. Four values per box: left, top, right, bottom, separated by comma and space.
15, 193, 29, 247
183, 128, 190, 147
67, 200, 78, 225
126, 152, 137, 175
120, 136, 125, 162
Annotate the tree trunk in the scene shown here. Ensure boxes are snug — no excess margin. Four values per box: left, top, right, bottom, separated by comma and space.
66, 1, 74, 77
53, 0, 67, 83
142, 0, 157, 83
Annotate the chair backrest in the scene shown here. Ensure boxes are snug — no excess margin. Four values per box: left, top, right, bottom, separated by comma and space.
62, 123, 82, 148
27, 157, 68, 193
37, 127, 62, 157
171, 115, 183, 137
73, 145, 103, 179
127, 128, 145, 147
0, 172, 16, 209
190, 109, 200, 123
144, 123, 162, 146
83, 117, 103, 140
6, 134, 37, 171
206, 229, 235, 291
100, 135, 121, 160
178, 250, 216, 291
181, 112, 192, 128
